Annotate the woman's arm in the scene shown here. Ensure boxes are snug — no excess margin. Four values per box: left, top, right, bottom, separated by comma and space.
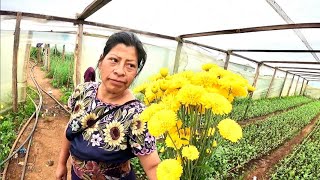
137, 151, 161, 180
56, 127, 71, 180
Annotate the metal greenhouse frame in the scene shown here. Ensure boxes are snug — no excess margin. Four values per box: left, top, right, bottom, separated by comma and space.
0, 0, 319, 112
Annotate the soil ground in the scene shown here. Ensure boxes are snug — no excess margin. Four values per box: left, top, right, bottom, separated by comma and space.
5, 65, 71, 180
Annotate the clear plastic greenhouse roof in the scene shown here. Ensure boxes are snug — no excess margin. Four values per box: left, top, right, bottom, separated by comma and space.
1, 0, 320, 65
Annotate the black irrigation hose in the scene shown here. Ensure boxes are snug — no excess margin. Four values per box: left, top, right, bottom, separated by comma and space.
40, 88, 71, 114
0, 62, 42, 177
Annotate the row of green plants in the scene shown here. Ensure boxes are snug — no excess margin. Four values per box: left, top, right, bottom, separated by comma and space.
229, 96, 312, 121
30, 46, 74, 103
47, 54, 74, 88
271, 118, 320, 179
208, 100, 320, 178
0, 87, 37, 169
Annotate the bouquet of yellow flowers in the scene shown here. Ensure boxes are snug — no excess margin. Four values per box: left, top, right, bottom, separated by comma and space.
134, 63, 255, 180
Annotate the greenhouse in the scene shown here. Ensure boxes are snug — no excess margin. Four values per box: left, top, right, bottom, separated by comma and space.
0, 0, 320, 179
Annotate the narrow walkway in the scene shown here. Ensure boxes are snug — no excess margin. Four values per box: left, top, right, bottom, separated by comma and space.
6, 65, 71, 180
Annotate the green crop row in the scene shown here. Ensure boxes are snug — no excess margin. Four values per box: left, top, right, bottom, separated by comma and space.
0, 87, 37, 169
271, 119, 320, 179
208, 100, 320, 178
230, 96, 312, 121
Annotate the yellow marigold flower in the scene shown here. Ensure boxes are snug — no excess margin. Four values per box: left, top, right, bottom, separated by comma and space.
217, 118, 242, 142
191, 71, 219, 88
0, 115, 4, 120
212, 140, 217, 147
200, 93, 232, 115
182, 145, 199, 161
143, 90, 156, 105
140, 103, 165, 122
157, 159, 183, 180
160, 68, 169, 77
165, 134, 188, 149
133, 83, 147, 94
207, 127, 215, 136
160, 147, 165, 153
176, 84, 206, 106
206, 149, 212, 154
176, 156, 182, 164
248, 85, 256, 92
149, 73, 162, 81
161, 95, 181, 112
230, 83, 248, 97
159, 80, 169, 91
148, 109, 177, 137
167, 76, 190, 90
202, 63, 217, 71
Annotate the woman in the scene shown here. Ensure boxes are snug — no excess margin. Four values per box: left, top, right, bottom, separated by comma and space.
56, 32, 160, 180
83, 67, 96, 82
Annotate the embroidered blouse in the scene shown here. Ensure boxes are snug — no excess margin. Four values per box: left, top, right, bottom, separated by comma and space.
66, 82, 156, 163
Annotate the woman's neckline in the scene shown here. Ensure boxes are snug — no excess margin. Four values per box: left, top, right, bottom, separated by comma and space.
94, 82, 136, 106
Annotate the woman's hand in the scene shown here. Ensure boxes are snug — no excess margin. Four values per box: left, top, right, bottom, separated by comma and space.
56, 163, 67, 180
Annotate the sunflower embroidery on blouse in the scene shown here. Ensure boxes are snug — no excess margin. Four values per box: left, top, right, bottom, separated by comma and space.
81, 113, 99, 140
131, 114, 145, 136
104, 120, 126, 149
72, 100, 85, 118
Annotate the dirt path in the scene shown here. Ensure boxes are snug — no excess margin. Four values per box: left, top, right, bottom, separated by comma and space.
244, 113, 320, 180
5, 65, 71, 180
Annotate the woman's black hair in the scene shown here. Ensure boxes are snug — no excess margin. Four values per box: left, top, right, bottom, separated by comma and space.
97, 31, 147, 75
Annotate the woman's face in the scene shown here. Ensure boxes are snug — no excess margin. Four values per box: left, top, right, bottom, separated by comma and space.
98, 43, 138, 95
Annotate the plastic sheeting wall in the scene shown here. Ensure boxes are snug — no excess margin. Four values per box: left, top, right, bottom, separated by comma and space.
0, 30, 29, 104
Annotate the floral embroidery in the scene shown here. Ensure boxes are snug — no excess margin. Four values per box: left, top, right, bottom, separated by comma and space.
131, 114, 145, 136
67, 82, 156, 156
71, 156, 131, 179
104, 121, 126, 149
91, 134, 103, 147
71, 120, 80, 131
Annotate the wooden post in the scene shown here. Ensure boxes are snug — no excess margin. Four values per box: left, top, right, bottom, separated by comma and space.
287, 75, 295, 96
299, 79, 305, 95
74, 24, 83, 86
303, 80, 309, 96
279, 72, 288, 97
224, 50, 231, 70
294, 76, 300, 95
37, 46, 41, 63
266, 68, 277, 98
242, 62, 263, 120
12, 12, 22, 112
173, 39, 183, 74
47, 44, 51, 71
43, 44, 48, 68
62, 44, 65, 60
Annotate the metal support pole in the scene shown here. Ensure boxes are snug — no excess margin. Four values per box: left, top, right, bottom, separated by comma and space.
287, 75, 295, 96
224, 50, 231, 70
173, 39, 183, 73
279, 72, 288, 97
266, 68, 277, 98
294, 76, 300, 95
299, 79, 305, 95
